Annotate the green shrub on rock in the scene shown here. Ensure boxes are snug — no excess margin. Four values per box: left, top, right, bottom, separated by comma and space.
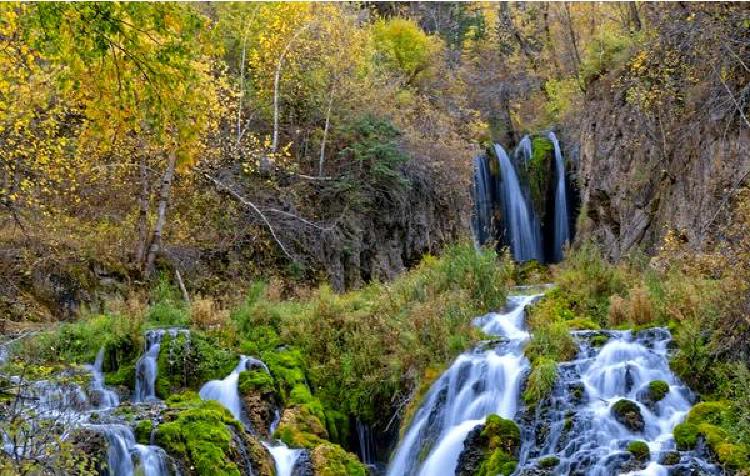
523, 357, 558, 405
627, 440, 650, 461
647, 380, 669, 402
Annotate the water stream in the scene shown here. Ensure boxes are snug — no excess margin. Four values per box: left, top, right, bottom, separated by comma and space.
387, 294, 539, 476
549, 131, 570, 261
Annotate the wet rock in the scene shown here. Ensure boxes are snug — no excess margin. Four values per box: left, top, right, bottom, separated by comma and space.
660, 450, 681, 465
69, 428, 109, 474
611, 399, 645, 432
291, 449, 314, 476
456, 425, 487, 476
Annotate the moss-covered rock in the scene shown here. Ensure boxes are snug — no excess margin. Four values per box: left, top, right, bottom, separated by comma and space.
455, 415, 520, 476
590, 334, 609, 347
238, 369, 277, 439
310, 443, 367, 476
154, 400, 245, 476
627, 440, 650, 461
659, 450, 681, 466
260, 348, 307, 404
275, 405, 329, 448
647, 380, 669, 402
134, 419, 153, 445
538, 455, 560, 468
674, 422, 699, 450
611, 399, 644, 432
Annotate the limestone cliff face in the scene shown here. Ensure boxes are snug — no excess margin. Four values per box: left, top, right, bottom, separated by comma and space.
570, 90, 750, 260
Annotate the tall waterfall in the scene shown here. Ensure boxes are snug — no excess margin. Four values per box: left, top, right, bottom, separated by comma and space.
386, 294, 539, 476
549, 131, 570, 261
472, 133, 574, 263
516, 329, 721, 475
495, 145, 543, 262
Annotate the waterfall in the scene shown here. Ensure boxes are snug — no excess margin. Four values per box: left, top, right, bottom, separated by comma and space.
86, 347, 120, 409
472, 155, 495, 245
199, 355, 251, 421
134, 330, 166, 402
265, 443, 303, 476
386, 294, 539, 476
516, 328, 721, 475
356, 418, 375, 466
200, 355, 303, 475
96, 424, 170, 476
495, 144, 543, 262
548, 131, 570, 261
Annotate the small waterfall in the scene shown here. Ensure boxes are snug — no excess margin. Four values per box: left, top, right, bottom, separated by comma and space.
134, 330, 166, 402
386, 294, 539, 476
265, 443, 303, 476
199, 355, 251, 421
495, 144, 543, 262
549, 131, 570, 261
97, 424, 170, 476
87, 347, 120, 409
356, 418, 375, 466
516, 328, 721, 475
472, 155, 495, 245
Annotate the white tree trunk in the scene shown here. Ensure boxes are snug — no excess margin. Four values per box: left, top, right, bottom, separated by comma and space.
144, 150, 176, 278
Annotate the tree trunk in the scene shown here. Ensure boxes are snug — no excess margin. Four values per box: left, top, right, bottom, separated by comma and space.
135, 144, 150, 267
144, 150, 176, 278
629, 2, 642, 32
319, 86, 335, 177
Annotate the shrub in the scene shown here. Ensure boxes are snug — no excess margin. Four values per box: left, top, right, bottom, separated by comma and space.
627, 440, 650, 461
525, 321, 577, 364
523, 357, 558, 405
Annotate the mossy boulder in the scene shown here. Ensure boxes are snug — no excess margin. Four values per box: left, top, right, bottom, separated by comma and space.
310, 443, 367, 476
275, 405, 329, 449
611, 399, 644, 432
659, 451, 680, 466
134, 419, 153, 445
673, 422, 699, 450
538, 455, 560, 468
627, 440, 650, 461
590, 334, 609, 347
456, 415, 520, 476
239, 369, 277, 439
260, 348, 307, 404
647, 380, 669, 402
154, 400, 246, 476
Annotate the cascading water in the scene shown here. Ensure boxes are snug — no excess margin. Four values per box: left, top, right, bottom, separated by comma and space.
386, 294, 540, 476
516, 328, 720, 475
87, 347, 120, 409
495, 145, 543, 262
134, 330, 167, 402
200, 355, 303, 476
472, 155, 495, 245
97, 424, 171, 476
548, 131, 570, 261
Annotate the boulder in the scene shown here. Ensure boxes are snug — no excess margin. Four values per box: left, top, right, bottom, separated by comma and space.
611, 399, 645, 432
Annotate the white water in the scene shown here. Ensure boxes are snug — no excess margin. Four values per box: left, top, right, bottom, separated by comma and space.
549, 131, 570, 261
472, 155, 495, 245
86, 347, 120, 409
134, 330, 167, 402
97, 424, 170, 476
199, 355, 251, 421
265, 442, 303, 476
201, 355, 303, 475
495, 144, 543, 262
386, 294, 539, 476
517, 329, 720, 475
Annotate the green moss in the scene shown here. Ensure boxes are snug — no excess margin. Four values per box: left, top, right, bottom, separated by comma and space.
310, 443, 367, 476
627, 440, 650, 461
134, 420, 152, 445
715, 443, 749, 469
104, 362, 135, 388
155, 331, 237, 399
523, 357, 558, 405
165, 390, 202, 407
538, 455, 560, 468
527, 136, 554, 218
673, 423, 698, 450
477, 449, 516, 476
483, 414, 521, 451
154, 400, 242, 476
685, 401, 729, 426
261, 348, 307, 404
238, 370, 274, 395
647, 380, 669, 402
566, 318, 601, 331
590, 334, 609, 347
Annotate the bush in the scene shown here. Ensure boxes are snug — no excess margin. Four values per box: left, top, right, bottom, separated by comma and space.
523, 357, 558, 405
627, 440, 650, 461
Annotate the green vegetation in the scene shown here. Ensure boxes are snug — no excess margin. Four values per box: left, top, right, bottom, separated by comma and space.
154, 400, 244, 476
647, 380, 670, 402
238, 370, 275, 395
527, 136, 554, 217
627, 440, 650, 461
523, 357, 557, 405
474, 415, 521, 476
